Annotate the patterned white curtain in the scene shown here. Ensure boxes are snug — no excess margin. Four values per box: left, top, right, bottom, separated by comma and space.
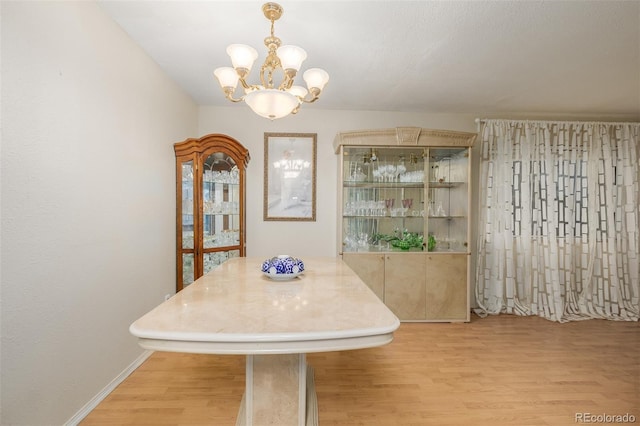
475, 120, 639, 322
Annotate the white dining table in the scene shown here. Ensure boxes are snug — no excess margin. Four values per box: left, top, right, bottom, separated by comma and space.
130, 256, 400, 426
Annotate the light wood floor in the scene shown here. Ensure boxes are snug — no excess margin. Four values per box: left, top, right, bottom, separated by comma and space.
81, 314, 639, 426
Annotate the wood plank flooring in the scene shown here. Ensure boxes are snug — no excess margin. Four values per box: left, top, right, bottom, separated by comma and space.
81, 314, 639, 426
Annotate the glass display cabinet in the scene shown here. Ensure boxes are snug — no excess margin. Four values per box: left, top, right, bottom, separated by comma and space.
334, 127, 476, 321
174, 134, 250, 291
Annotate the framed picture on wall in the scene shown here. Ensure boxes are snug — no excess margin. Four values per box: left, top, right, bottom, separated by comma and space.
264, 132, 317, 221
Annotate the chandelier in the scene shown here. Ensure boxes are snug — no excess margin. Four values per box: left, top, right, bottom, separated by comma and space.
213, 2, 329, 120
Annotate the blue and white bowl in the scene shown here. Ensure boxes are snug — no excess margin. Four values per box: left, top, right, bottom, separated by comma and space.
261, 255, 304, 280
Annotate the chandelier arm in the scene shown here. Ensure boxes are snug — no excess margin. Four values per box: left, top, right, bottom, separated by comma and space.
277, 70, 297, 91
277, 77, 291, 91
299, 96, 319, 104
222, 88, 244, 103
298, 87, 322, 104
234, 69, 261, 92
237, 77, 252, 90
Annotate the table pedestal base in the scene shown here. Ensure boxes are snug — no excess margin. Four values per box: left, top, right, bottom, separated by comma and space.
236, 354, 318, 426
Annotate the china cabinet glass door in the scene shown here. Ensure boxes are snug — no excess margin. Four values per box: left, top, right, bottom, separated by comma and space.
427, 147, 470, 253
342, 146, 427, 253
179, 159, 196, 285
200, 151, 241, 276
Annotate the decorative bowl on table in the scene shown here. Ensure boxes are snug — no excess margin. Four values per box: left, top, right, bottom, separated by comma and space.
261, 255, 305, 281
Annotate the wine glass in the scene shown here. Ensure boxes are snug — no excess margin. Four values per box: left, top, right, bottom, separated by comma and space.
386, 164, 397, 182
396, 161, 406, 180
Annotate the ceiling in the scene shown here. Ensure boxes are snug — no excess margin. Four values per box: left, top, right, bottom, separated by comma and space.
98, 1, 640, 118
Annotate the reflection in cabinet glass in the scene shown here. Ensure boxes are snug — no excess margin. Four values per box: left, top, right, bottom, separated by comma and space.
335, 127, 476, 322
175, 134, 250, 291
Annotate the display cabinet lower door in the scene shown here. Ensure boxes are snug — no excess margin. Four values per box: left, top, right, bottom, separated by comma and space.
342, 253, 384, 300
425, 254, 468, 321
384, 253, 427, 320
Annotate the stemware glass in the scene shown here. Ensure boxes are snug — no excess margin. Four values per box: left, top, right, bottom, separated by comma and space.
386, 164, 397, 182
396, 160, 406, 180
401, 198, 413, 209
372, 166, 382, 182
384, 198, 395, 215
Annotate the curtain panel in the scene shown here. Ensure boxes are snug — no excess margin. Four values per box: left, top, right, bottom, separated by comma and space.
475, 120, 639, 322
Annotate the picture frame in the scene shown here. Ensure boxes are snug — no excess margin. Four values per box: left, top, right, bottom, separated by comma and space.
264, 132, 317, 221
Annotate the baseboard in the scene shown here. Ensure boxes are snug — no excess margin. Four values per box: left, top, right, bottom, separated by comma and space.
64, 350, 154, 425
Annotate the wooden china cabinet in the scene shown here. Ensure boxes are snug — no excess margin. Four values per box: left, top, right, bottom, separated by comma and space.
174, 134, 250, 291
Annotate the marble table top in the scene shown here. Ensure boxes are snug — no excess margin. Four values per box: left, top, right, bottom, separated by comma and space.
130, 256, 400, 354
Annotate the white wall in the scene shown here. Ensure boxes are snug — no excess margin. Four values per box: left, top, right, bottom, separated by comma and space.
198, 106, 479, 258
0, 2, 197, 424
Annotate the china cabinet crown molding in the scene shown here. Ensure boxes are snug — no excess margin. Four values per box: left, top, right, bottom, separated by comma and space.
333, 127, 477, 152
175, 133, 251, 167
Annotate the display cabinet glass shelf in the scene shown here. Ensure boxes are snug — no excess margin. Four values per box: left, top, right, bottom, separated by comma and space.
174, 134, 250, 291
334, 127, 476, 322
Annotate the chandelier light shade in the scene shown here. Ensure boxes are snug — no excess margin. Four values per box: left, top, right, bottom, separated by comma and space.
213, 2, 329, 120
245, 89, 300, 120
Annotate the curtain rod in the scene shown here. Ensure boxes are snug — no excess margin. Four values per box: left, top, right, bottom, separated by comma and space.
475, 118, 639, 125
475, 118, 639, 134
